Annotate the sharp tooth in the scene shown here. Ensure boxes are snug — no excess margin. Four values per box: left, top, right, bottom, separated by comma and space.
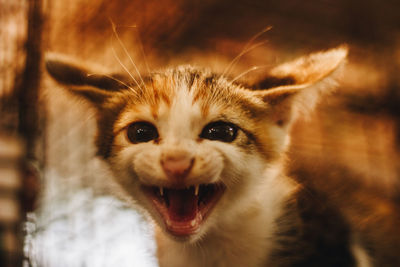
194, 185, 199, 196
159, 187, 164, 196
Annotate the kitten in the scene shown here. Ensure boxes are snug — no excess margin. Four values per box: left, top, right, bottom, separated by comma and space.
45, 46, 371, 267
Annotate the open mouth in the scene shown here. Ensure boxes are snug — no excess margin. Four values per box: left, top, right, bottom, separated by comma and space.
142, 183, 225, 236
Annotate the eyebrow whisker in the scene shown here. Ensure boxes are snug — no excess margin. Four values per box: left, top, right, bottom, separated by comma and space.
110, 19, 148, 91
222, 26, 272, 78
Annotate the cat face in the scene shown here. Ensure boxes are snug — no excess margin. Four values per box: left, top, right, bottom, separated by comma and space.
46, 47, 347, 242
105, 67, 286, 240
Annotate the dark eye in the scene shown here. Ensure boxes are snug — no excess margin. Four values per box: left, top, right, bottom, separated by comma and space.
200, 121, 238, 142
127, 122, 159, 143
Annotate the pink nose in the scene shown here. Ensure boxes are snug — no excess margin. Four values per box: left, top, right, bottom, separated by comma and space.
161, 155, 194, 181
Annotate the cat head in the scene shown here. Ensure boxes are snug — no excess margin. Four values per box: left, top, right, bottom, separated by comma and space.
46, 46, 347, 242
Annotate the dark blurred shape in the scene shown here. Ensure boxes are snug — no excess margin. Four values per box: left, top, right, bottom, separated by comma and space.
16, 0, 44, 160
0, 0, 43, 266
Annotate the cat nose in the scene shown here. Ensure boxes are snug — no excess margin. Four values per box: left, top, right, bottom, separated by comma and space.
161, 154, 194, 181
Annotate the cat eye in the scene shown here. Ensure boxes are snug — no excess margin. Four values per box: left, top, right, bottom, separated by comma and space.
200, 121, 238, 142
127, 122, 159, 143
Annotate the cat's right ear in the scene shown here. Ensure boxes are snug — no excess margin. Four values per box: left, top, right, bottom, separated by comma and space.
45, 54, 130, 106
251, 46, 348, 127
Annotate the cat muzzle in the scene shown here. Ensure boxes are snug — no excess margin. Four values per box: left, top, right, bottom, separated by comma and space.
142, 183, 225, 236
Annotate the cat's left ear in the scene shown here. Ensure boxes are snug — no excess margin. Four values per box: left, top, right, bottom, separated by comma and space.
45, 54, 130, 106
252, 46, 348, 126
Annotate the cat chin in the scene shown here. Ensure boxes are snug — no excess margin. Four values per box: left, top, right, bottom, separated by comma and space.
157, 223, 207, 243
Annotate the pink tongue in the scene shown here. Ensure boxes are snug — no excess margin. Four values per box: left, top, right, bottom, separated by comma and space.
168, 189, 199, 221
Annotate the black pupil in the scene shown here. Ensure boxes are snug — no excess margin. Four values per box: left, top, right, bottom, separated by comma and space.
127, 122, 158, 143
200, 121, 238, 142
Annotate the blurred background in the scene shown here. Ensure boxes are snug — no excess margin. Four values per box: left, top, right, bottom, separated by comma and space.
1, 0, 400, 266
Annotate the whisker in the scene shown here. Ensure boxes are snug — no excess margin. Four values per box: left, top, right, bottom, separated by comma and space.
112, 24, 152, 82
109, 19, 147, 90
86, 73, 138, 94
110, 42, 143, 91
132, 25, 151, 77
222, 26, 272, 77
242, 26, 272, 51
222, 40, 269, 78
230, 65, 268, 83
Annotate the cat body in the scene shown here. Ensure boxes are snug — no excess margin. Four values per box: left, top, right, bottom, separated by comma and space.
46, 47, 371, 266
